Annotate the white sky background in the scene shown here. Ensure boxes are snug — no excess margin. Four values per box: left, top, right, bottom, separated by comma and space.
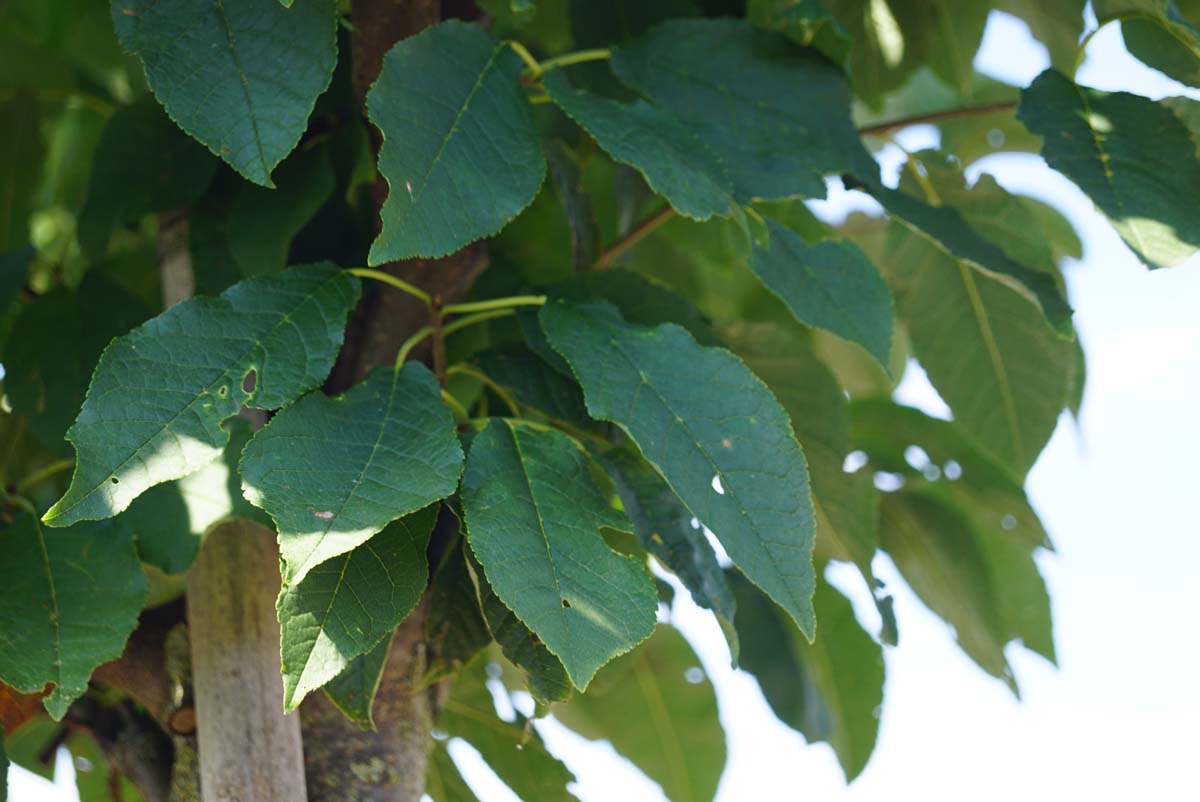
10, 9, 1200, 802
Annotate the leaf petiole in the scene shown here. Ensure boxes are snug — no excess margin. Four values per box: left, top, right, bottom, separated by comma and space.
441, 295, 546, 315
394, 309, 516, 369
15, 459, 75, 495
446, 364, 522, 418
348, 268, 433, 306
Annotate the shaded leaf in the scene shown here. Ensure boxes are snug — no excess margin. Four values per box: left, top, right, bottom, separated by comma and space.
476, 346, 590, 427
44, 263, 360, 527
0, 513, 147, 719
541, 299, 817, 637
545, 70, 736, 221
995, 0, 1086, 71
732, 574, 883, 781
557, 626, 726, 802
77, 96, 217, 258
425, 741, 482, 802
321, 633, 391, 729
0, 91, 44, 252
602, 448, 739, 658
611, 18, 872, 201
1018, 69, 1200, 267
462, 420, 656, 689
750, 219, 894, 368
424, 539, 492, 684
278, 507, 437, 710
544, 138, 600, 272
367, 20, 544, 261
113, 0, 338, 186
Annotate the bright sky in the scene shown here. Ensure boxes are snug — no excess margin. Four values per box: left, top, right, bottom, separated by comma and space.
10, 9, 1200, 802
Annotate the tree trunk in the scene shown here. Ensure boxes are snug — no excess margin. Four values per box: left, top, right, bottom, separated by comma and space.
300, 2, 489, 801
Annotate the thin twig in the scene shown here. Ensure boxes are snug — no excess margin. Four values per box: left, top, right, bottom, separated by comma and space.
857, 101, 1018, 138
594, 205, 677, 268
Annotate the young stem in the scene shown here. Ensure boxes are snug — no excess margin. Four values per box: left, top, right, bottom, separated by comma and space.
394, 309, 516, 370
14, 459, 74, 495
535, 49, 611, 75
349, 268, 433, 307
440, 389, 471, 424
446, 364, 522, 418
440, 295, 546, 315
430, 298, 447, 387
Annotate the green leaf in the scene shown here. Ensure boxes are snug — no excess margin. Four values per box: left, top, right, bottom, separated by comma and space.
440, 660, 580, 802
611, 18, 872, 201
850, 399, 1052, 550
426, 742, 482, 802
540, 299, 817, 637
544, 138, 600, 273
461, 419, 656, 689
0, 91, 44, 251
226, 147, 336, 277
544, 70, 736, 221
424, 539, 492, 683
367, 20, 545, 261
721, 323, 879, 577
994, 0, 1086, 71
112, 0, 338, 186
1018, 69, 1200, 267
921, 0, 990, 97
476, 346, 590, 427
322, 633, 392, 729
77, 96, 217, 259
1095, 0, 1200, 86
860, 178, 1074, 335
880, 207, 1074, 475
472, 556, 572, 704
67, 729, 142, 802
569, 0, 700, 47
556, 626, 726, 802
43, 263, 360, 528
4, 276, 150, 452
748, 0, 852, 62
602, 448, 739, 658
278, 507, 436, 710
240, 364, 462, 583
122, 417, 270, 575
750, 219, 894, 368
0, 513, 147, 719
822, 0, 934, 104
879, 490, 1016, 688
731, 574, 884, 781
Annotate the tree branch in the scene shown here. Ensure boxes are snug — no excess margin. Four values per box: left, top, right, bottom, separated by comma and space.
857, 101, 1018, 138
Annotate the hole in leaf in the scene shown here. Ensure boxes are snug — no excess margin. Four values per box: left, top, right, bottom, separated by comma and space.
217, 386, 228, 398
110, 477, 119, 484
561, 598, 571, 609
242, 369, 257, 394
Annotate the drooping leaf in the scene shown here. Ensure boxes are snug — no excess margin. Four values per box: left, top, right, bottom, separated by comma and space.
731, 574, 884, 781
556, 626, 726, 802
112, 0, 339, 186
859, 177, 1074, 335
67, 729, 143, 802
1018, 69, 1200, 268
367, 20, 545, 261
226, 146, 336, 277
602, 447, 739, 658
541, 299, 818, 637
426, 741, 483, 802
471, 555, 572, 704
0, 513, 147, 719
975, 521, 1056, 663
43, 263, 360, 528
277, 506, 437, 710
748, 0, 852, 62
544, 70, 736, 221
920, 0, 990, 97
439, 658, 579, 802
461, 419, 656, 689
750, 219, 893, 368
879, 490, 1016, 688
879, 211, 1073, 476
543, 138, 600, 273
822, 0, 937, 104
476, 346, 591, 427
240, 364, 462, 583
0, 91, 44, 251
122, 417, 270, 575
424, 540, 492, 684
77, 96, 217, 258
611, 18, 873, 201
321, 633, 392, 729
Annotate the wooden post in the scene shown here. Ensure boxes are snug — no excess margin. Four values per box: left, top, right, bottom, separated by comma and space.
187, 520, 307, 802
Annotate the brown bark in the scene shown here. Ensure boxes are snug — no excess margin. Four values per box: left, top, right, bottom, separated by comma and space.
301, 3, 489, 801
